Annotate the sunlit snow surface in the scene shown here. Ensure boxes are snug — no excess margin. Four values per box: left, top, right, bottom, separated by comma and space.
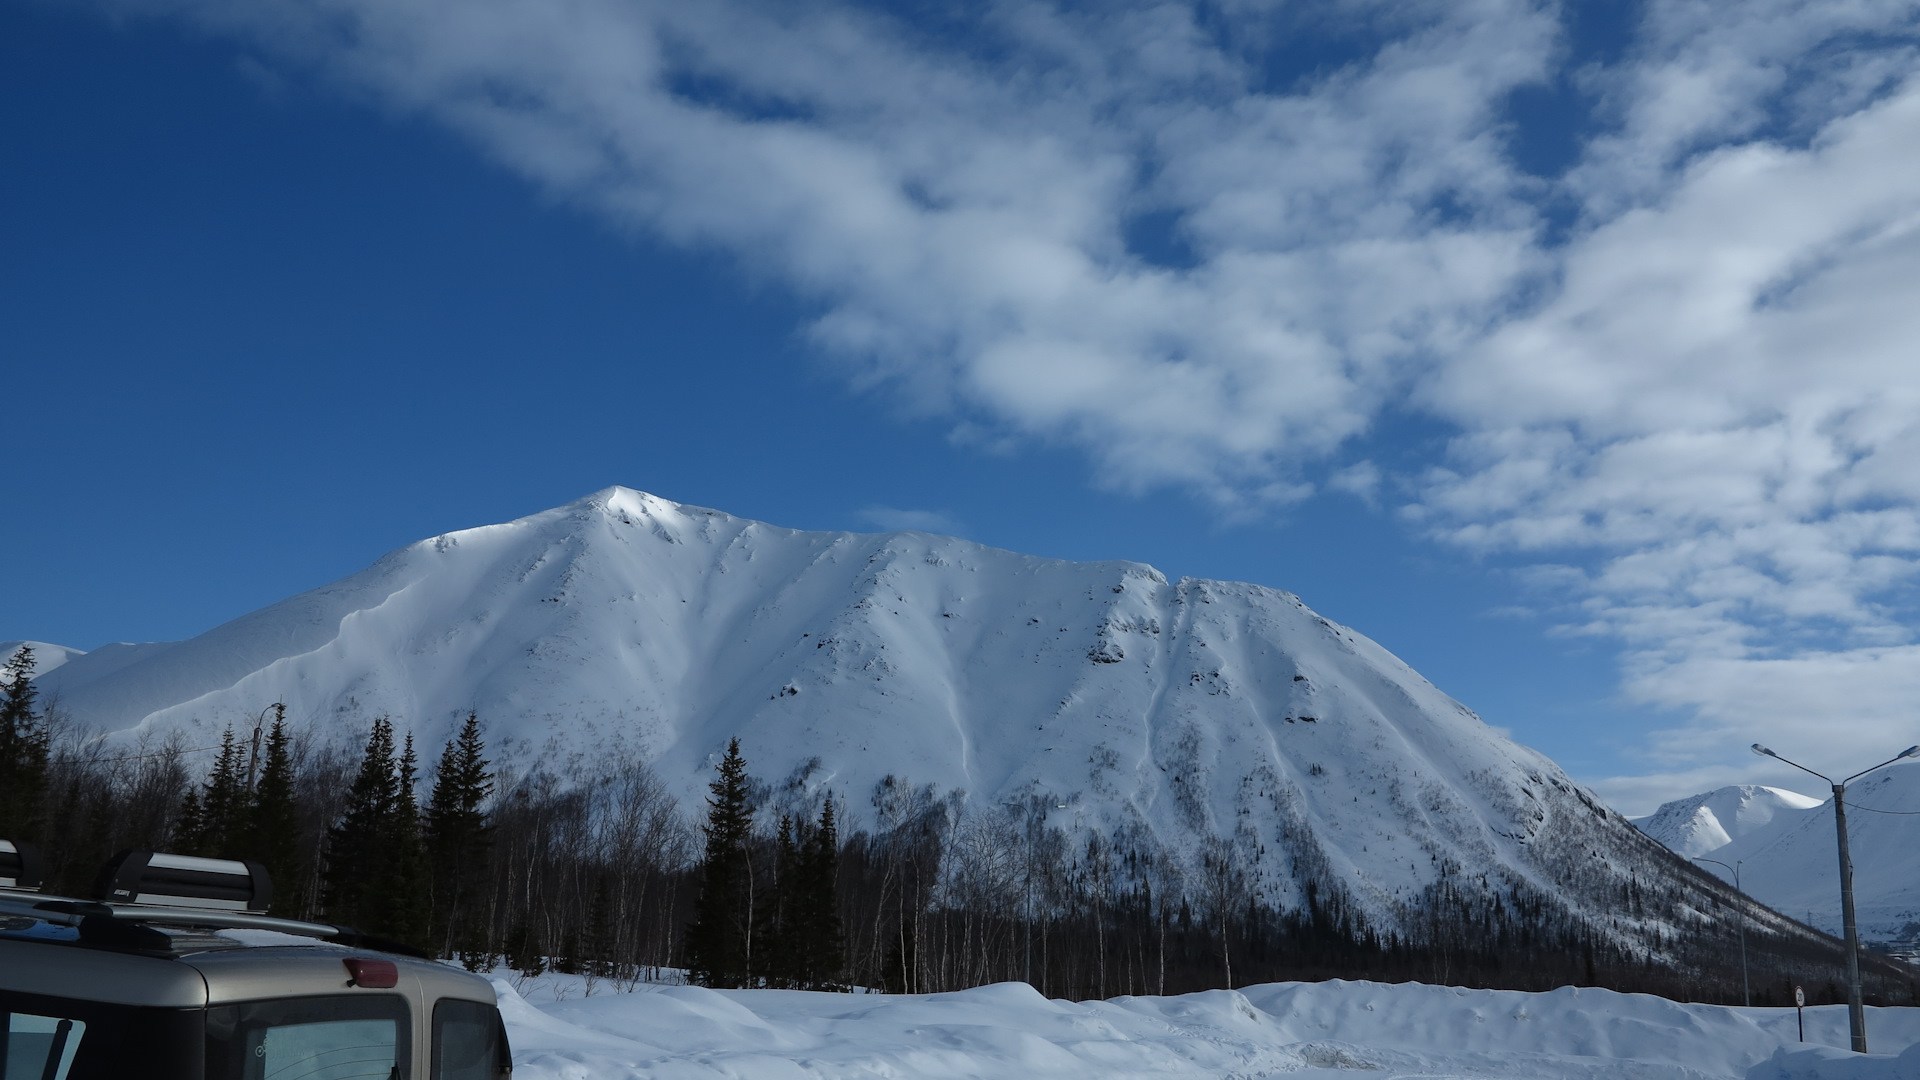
493, 974, 1920, 1080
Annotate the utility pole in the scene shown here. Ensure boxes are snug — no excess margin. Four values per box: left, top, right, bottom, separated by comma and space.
246, 703, 281, 791
1752, 743, 1920, 1053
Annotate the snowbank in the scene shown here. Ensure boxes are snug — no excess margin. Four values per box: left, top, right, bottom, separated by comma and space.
494, 973, 1920, 1080
1749, 1043, 1920, 1080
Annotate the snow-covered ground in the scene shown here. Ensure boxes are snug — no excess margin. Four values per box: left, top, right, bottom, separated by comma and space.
492, 972, 1920, 1080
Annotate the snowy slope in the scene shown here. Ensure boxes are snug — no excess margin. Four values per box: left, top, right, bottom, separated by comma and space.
1634, 786, 1826, 860
491, 973, 1920, 1080
1648, 767, 1920, 941
31, 487, 1761, 938
1, 640, 86, 679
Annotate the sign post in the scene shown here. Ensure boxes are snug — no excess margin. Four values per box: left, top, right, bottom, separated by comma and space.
1795, 986, 1806, 1042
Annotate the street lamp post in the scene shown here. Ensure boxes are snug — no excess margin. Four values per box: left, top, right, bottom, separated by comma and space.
1694, 856, 1749, 1007
1751, 742, 1920, 1054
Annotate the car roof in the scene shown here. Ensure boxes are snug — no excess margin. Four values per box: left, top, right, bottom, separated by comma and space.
0, 893, 496, 1009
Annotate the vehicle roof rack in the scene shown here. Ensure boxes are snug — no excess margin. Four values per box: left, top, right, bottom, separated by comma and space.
4, 849, 435, 959
96, 851, 272, 913
0, 839, 44, 893
0, 893, 434, 959
1, 894, 335, 938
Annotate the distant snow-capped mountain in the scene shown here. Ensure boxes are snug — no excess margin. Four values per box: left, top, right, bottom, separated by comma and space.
29, 487, 1805, 949
1632, 786, 1825, 860
1637, 771, 1920, 941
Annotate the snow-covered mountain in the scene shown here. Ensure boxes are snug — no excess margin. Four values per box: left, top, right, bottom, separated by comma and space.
1638, 770, 1920, 941
2, 640, 87, 679
1632, 786, 1825, 860
27, 488, 1791, 946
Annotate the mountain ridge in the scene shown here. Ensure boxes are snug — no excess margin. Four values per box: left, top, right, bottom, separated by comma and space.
26, 487, 1818, 956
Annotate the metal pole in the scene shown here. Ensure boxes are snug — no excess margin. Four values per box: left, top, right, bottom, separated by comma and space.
1832, 783, 1867, 1053
1697, 857, 1751, 1007
1734, 861, 1749, 1008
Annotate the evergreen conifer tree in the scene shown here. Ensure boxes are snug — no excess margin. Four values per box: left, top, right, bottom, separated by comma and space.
796, 796, 846, 989
245, 706, 303, 915
380, 734, 428, 948
685, 738, 754, 988
424, 713, 493, 962
322, 717, 399, 931
173, 787, 205, 853
756, 814, 802, 988
505, 920, 544, 977
0, 646, 50, 841
192, 726, 249, 857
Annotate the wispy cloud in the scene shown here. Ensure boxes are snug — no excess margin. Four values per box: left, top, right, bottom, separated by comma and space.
100, 0, 1920, 806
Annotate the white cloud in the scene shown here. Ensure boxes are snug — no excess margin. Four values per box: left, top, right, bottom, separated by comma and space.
99, 0, 1920, 807
1417, 58, 1920, 807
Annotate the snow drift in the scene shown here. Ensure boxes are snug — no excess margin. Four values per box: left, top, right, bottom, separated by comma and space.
491, 971, 1920, 1080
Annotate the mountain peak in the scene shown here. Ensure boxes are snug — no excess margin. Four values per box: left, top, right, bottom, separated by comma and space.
28, 488, 1750, 947
1, 640, 87, 679
1633, 784, 1824, 859
579, 485, 707, 522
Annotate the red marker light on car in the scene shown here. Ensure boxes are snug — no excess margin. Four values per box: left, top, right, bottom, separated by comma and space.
343, 957, 399, 988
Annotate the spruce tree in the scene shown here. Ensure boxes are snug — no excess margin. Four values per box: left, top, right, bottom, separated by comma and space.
380, 734, 428, 948
321, 720, 431, 947
0, 646, 49, 841
796, 796, 846, 989
192, 726, 249, 857
756, 814, 802, 988
323, 717, 399, 931
685, 738, 754, 988
505, 920, 544, 977
245, 706, 302, 914
425, 713, 493, 962
173, 787, 206, 853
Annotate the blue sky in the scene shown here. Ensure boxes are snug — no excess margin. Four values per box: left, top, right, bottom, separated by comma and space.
9, 0, 1920, 813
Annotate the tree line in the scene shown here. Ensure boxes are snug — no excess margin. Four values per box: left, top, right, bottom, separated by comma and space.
3, 644, 1914, 1005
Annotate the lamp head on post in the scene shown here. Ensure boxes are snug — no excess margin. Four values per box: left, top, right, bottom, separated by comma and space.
1752, 744, 1777, 759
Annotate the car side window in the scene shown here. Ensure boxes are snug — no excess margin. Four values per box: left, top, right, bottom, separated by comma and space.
205, 996, 410, 1080
3, 1010, 86, 1080
428, 1000, 507, 1080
